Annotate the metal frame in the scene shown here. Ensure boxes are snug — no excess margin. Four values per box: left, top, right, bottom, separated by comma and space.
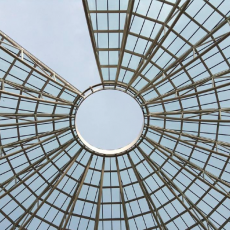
1, 0, 230, 229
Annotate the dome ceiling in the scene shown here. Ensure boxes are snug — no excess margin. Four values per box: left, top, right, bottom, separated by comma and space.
0, 0, 230, 229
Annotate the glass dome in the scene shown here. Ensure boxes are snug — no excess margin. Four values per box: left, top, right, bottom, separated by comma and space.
0, 0, 230, 229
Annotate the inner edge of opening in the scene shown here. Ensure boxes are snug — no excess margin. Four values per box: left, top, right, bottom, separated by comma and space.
75, 89, 145, 155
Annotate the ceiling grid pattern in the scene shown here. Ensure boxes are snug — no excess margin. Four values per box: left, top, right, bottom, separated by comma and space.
0, 0, 230, 229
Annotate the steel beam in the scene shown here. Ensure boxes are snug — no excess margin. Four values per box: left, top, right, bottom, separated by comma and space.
139, 17, 230, 94
16, 148, 83, 230
144, 137, 230, 197
94, 157, 105, 230
139, 148, 217, 230
114, 0, 134, 87
59, 154, 93, 229
0, 139, 75, 198
127, 153, 167, 230
116, 157, 130, 230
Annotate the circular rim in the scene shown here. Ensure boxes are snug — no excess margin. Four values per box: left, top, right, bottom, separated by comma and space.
74, 85, 145, 155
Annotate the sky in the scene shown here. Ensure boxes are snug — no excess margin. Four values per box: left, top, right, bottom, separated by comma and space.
0, 0, 143, 150
76, 90, 143, 150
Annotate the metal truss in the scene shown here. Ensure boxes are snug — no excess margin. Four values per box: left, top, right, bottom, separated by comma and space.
1, 0, 230, 229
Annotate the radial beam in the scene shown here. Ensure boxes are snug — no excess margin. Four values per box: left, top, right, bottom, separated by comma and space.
144, 137, 230, 196
147, 125, 230, 148
59, 154, 93, 229
16, 148, 83, 230
144, 70, 230, 105
0, 126, 71, 149
147, 126, 230, 159
0, 116, 71, 128
0, 89, 75, 106
1, 128, 71, 162
0, 113, 74, 118
0, 138, 75, 198
147, 107, 230, 116
127, 0, 187, 90
139, 148, 217, 230
1, 79, 76, 105
127, 154, 167, 230
0, 30, 82, 95
139, 17, 230, 93
141, 67, 230, 100
148, 115, 230, 123
116, 157, 130, 230
114, 0, 134, 87
82, 0, 104, 84
94, 157, 105, 230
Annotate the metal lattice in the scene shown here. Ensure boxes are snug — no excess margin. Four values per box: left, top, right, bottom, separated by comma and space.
1, 0, 230, 229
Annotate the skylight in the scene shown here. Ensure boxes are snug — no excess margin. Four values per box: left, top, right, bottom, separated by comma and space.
0, 0, 230, 229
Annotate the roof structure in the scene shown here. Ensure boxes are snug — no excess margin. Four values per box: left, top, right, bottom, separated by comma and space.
1, 0, 230, 229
